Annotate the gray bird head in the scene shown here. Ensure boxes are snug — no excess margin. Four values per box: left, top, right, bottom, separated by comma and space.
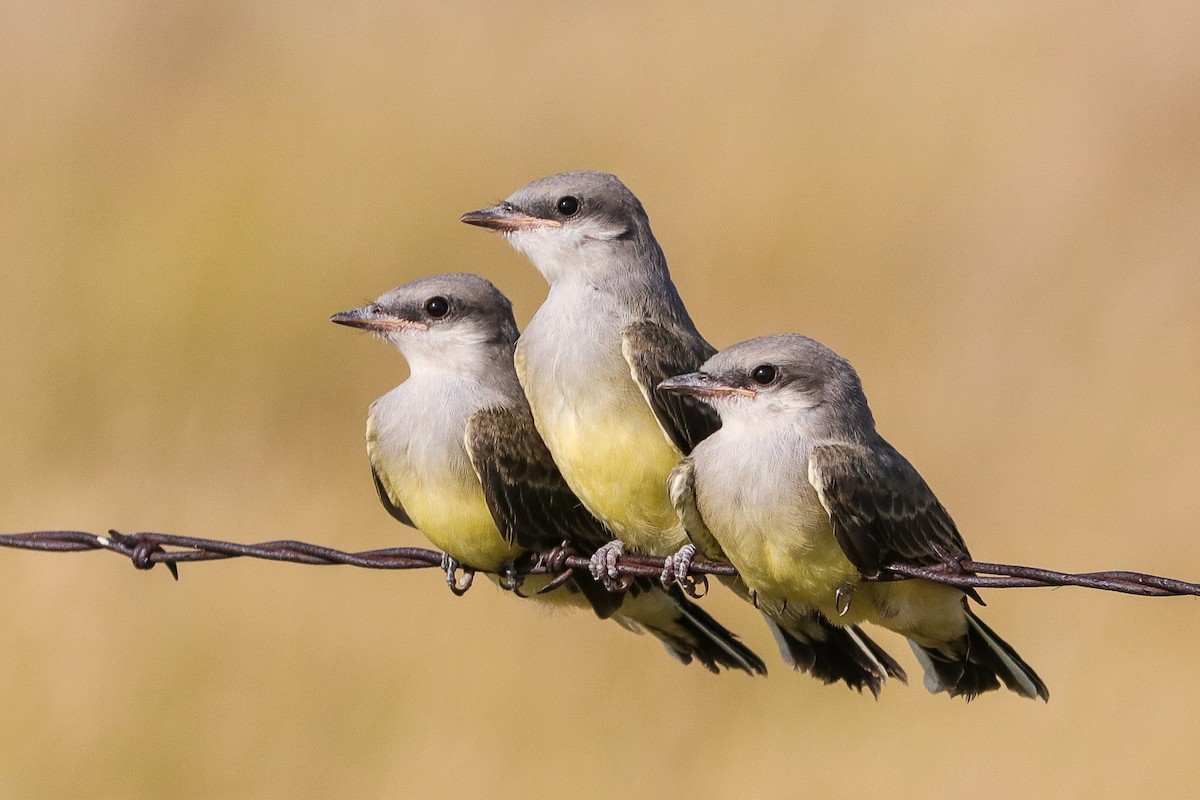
658, 333, 877, 438
331, 272, 518, 376
460, 171, 665, 287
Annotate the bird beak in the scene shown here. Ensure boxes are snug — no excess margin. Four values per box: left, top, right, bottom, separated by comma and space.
330, 305, 429, 333
460, 202, 562, 232
658, 372, 757, 398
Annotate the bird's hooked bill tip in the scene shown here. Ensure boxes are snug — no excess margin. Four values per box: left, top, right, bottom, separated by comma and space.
460, 205, 562, 232
658, 373, 757, 399
330, 307, 429, 332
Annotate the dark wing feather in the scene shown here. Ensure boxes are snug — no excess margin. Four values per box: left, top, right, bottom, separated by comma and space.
808, 441, 971, 575
621, 321, 720, 454
464, 405, 612, 555
465, 404, 622, 618
370, 462, 415, 528
365, 413, 415, 528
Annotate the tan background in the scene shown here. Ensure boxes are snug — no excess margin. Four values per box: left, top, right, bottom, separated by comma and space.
3, 2, 1199, 797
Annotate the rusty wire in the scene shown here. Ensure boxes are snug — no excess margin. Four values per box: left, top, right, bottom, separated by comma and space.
0, 529, 1197, 599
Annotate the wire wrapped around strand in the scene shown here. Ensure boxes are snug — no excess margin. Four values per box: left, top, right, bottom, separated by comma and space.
0, 529, 1197, 599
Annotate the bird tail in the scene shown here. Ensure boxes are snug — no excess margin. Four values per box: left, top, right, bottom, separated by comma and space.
713, 574, 905, 695
614, 582, 767, 675
910, 608, 1048, 701
763, 611, 908, 697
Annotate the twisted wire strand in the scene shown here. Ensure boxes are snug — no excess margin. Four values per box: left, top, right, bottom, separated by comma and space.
0, 529, 1196, 598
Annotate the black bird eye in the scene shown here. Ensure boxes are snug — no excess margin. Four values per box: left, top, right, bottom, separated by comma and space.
751, 364, 778, 385
556, 196, 580, 217
424, 296, 450, 318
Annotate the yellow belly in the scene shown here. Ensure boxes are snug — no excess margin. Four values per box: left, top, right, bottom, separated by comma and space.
864, 579, 969, 643
391, 473, 522, 572
730, 530, 967, 639
541, 400, 688, 554
731, 531, 859, 615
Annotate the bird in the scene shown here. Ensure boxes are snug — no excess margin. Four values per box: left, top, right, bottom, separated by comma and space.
659, 332, 1049, 700
461, 172, 906, 694
331, 271, 766, 674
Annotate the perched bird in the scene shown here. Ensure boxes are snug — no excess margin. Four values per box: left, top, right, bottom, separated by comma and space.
331, 272, 765, 673
462, 172, 905, 693
660, 333, 1049, 700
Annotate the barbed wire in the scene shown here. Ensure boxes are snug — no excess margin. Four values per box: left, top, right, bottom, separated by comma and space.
0, 529, 1197, 600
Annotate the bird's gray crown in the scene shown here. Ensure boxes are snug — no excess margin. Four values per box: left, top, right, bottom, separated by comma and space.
372, 272, 518, 346
701, 333, 875, 428
504, 170, 651, 239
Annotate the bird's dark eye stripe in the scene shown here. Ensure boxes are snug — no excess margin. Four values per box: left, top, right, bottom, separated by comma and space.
424, 296, 450, 318
556, 196, 580, 217
751, 364, 777, 385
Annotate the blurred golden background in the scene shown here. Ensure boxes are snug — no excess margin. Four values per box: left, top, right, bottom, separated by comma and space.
3, 2, 1199, 797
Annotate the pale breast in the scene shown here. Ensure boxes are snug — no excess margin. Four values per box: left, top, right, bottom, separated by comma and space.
692, 430, 859, 612
368, 380, 522, 570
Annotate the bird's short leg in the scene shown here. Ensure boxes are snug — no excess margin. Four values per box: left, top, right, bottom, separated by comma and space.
441, 552, 475, 596
589, 540, 632, 592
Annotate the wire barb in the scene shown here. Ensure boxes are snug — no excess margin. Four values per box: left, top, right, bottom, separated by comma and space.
0, 530, 1197, 598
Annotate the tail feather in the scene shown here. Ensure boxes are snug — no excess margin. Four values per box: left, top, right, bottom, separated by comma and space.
847, 625, 909, 685
911, 609, 1048, 701
714, 575, 905, 695
765, 612, 907, 697
616, 581, 767, 675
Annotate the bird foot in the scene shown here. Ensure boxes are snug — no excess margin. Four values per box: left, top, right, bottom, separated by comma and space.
441, 553, 475, 596
589, 540, 632, 592
660, 544, 695, 587
660, 544, 707, 597
499, 559, 528, 597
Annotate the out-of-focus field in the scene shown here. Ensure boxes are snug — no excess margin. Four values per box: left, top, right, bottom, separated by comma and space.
2, 2, 1198, 797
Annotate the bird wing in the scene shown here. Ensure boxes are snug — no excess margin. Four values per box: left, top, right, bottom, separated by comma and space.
368, 462, 415, 528
621, 321, 720, 454
807, 441, 971, 575
464, 405, 612, 555
465, 404, 623, 618
365, 416, 415, 528
667, 456, 731, 562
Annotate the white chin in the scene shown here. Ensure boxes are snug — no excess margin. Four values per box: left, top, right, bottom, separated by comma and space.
506, 236, 558, 278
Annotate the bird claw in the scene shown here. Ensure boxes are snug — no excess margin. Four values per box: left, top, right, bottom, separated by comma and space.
589, 540, 633, 592
681, 573, 708, 598
835, 584, 855, 616
660, 543, 694, 587
660, 544, 706, 597
441, 553, 475, 596
499, 560, 528, 597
